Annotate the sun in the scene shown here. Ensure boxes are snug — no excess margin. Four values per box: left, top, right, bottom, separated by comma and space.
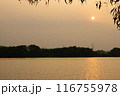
91, 16, 95, 20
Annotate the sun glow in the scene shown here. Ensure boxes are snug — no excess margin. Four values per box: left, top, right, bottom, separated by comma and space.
91, 16, 95, 20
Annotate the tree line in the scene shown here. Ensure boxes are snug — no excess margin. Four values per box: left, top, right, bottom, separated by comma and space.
0, 45, 120, 57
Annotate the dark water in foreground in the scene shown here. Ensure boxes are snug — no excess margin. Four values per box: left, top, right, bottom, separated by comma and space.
0, 58, 120, 80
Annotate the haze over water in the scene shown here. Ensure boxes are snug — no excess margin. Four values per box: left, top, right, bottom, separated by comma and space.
0, 0, 120, 50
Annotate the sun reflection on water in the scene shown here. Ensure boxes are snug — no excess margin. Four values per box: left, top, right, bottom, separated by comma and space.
86, 58, 100, 80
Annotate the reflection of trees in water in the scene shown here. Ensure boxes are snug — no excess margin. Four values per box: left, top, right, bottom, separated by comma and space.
18, 0, 120, 29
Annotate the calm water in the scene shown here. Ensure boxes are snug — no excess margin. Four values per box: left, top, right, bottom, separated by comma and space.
0, 58, 120, 80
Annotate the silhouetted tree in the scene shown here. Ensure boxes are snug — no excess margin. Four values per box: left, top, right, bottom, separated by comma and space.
1, 45, 120, 57
0, 45, 28, 57
65, 0, 73, 4
27, 45, 42, 57
95, 50, 108, 57
109, 48, 120, 56
96, 1, 102, 10
80, 0, 85, 3
28, 0, 39, 5
110, 5, 120, 29
18, 0, 86, 5
95, 0, 120, 29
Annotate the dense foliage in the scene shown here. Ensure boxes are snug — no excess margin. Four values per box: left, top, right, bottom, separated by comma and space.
0, 45, 120, 57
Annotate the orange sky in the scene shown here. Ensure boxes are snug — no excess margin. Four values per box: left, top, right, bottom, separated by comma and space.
0, 0, 120, 50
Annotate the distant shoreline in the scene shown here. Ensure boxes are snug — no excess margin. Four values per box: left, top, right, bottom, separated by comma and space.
0, 45, 120, 57
0, 56, 120, 58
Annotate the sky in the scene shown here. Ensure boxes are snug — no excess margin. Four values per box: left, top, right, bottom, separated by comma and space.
0, 0, 120, 51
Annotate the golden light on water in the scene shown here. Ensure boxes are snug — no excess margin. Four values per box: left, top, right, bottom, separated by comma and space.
86, 58, 100, 80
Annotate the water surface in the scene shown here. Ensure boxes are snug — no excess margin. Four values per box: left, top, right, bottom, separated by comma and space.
0, 58, 120, 80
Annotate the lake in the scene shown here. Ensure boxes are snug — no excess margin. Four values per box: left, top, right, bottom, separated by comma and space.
0, 58, 120, 80
0, 1, 120, 80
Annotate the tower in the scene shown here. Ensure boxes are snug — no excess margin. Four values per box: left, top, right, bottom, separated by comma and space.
92, 43, 94, 51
